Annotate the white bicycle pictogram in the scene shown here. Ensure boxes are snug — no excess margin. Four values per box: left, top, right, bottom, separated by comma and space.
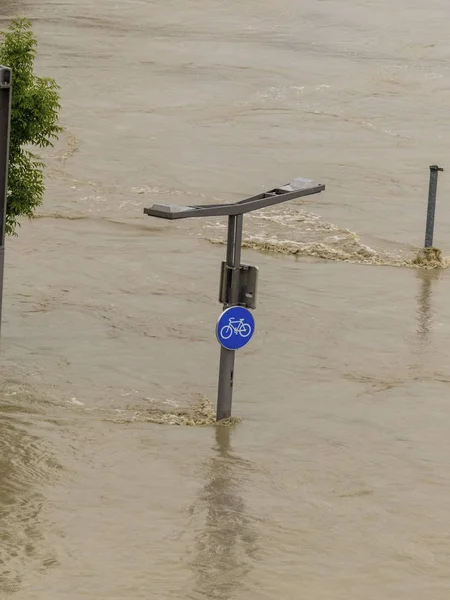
220, 318, 252, 340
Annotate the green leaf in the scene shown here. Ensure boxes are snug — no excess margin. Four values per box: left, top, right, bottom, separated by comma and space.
0, 17, 61, 235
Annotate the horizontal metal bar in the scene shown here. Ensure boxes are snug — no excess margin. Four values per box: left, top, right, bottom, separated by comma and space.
144, 179, 325, 220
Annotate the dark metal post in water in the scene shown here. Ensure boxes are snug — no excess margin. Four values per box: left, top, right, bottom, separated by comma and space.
143, 177, 325, 421
216, 214, 243, 421
425, 165, 444, 248
0, 67, 12, 340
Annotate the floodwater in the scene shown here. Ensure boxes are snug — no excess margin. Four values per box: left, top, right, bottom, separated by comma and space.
2, 0, 450, 597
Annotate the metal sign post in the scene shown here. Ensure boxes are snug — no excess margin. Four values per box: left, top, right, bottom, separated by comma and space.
424, 165, 444, 248
0, 66, 12, 340
217, 213, 243, 420
216, 304, 255, 420
144, 176, 325, 420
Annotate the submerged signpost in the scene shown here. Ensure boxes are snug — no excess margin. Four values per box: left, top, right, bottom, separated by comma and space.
144, 176, 325, 421
0, 66, 12, 340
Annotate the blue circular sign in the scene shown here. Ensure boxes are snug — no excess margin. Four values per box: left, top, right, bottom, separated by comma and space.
216, 306, 255, 350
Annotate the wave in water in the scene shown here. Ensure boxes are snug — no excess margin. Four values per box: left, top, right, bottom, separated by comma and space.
206, 207, 448, 270
0, 382, 60, 594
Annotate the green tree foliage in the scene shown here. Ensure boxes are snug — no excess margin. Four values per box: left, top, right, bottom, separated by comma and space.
0, 17, 61, 235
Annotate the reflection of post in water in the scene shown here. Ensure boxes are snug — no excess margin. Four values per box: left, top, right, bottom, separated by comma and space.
189, 427, 258, 600
415, 269, 441, 345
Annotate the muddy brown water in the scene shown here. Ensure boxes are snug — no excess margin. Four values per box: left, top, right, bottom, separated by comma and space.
2, 0, 450, 597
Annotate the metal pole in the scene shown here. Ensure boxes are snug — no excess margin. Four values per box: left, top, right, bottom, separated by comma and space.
216, 214, 243, 421
424, 165, 443, 248
0, 67, 12, 341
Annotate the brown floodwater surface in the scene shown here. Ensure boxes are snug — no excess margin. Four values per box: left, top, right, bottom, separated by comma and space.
2, 0, 450, 597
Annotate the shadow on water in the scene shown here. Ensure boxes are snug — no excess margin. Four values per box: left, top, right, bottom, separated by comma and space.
0, 387, 59, 595
415, 268, 441, 347
188, 427, 259, 600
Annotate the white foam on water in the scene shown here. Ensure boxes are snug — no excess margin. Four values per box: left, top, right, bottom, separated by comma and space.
206, 206, 448, 269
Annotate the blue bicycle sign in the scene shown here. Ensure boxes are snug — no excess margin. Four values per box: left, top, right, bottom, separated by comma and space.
216, 306, 255, 351
220, 318, 252, 340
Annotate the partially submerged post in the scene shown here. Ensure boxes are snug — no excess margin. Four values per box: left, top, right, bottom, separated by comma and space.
144, 177, 325, 420
424, 165, 444, 248
0, 66, 12, 340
